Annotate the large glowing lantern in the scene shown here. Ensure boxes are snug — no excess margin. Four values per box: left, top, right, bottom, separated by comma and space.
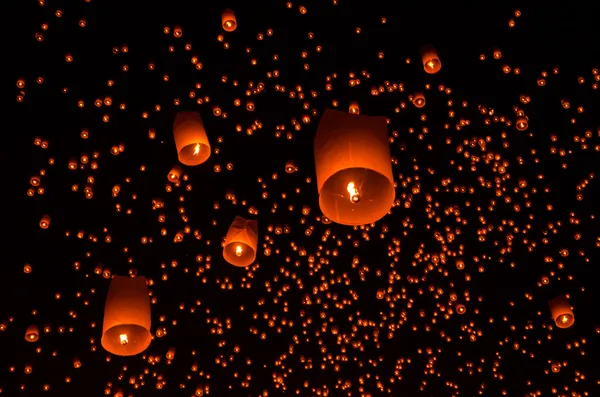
549, 295, 574, 329
223, 216, 258, 267
101, 276, 152, 356
421, 45, 441, 74
314, 109, 395, 226
173, 112, 211, 166
222, 9, 237, 32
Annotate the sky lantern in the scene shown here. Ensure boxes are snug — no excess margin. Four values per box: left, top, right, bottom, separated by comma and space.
349, 101, 360, 114
101, 276, 152, 356
412, 92, 426, 108
223, 216, 258, 267
313, 109, 395, 226
168, 165, 183, 183
421, 45, 441, 74
39, 215, 51, 229
173, 111, 211, 166
25, 325, 39, 342
549, 295, 574, 329
222, 9, 237, 32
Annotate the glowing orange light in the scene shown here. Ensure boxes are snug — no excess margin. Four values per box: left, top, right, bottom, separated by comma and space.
119, 333, 128, 345
347, 181, 360, 203
193, 143, 200, 156
235, 245, 243, 256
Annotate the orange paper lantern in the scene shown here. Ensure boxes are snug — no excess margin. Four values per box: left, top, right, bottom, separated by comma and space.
348, 101, 360, 114
313, 109, 395, 226
101, 276, 152, 356
412, 92, 426, 108
222, 9, 237, 32
25, 325, 39, 342
549, 295, 574, 328
173, 112, 211, 166
421, 45, 441, 74
223, 217, 258, 267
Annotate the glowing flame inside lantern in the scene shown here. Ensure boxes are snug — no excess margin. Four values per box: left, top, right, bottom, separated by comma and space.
347, 181, 360, 203
193, 143, 201, 156
235, 245, 243, 257
119, 333, 128, 345
427, 60, 435, 69
560, 315, 569, 324
225, 21, 232, 28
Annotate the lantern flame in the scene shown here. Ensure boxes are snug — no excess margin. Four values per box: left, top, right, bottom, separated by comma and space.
347, 181, 360, 203
561, 315, 568, 324
427, 60, 435, 69
235, 245, 243, 256
119, 333, 128, 345
193, 143, 201, 156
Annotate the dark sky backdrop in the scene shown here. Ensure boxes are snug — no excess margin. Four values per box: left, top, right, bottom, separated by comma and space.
6, 1, 600, 396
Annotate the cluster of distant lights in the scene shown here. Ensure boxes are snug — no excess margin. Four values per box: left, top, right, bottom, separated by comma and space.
9, 2, 600, 397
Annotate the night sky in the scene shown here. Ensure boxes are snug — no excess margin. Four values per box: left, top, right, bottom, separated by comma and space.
6, 1, 600, 396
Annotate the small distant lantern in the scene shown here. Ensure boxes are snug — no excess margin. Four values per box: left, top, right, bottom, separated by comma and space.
515, 116, 529, 131
549, 295, 574, 329
412, 93, 426, 108
222, 9, 237, 32
166, 348, 176, 360
285, 160, 297, 174
455, 303, 466, 314
25, 325, 39, 342
173, 112, 211, 166
313, 109, 395, 226
168, 165, 183, 183
348, 101, 360, 114
421, 45, 441, 74
39, 215, 51, 229
101, 276, 152, 356
223, 216, 258, 267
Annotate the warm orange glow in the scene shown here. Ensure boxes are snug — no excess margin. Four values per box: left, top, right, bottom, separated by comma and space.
101, 276, 152, 356
314, 109, 395, 226
173, 112, 211, 166
421, 45, 441, 74
548, 295, 574, 329
346, 181, 360, 203
221, 9, 237, 32
223, 217, 258, 267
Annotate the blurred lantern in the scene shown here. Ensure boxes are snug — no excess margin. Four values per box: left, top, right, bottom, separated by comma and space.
285, 160, 297, 174
39, 215, 51, 229
222, 9, 237, 32
348, 101, 360, 114
515, 113, 529, 131
101, 276, 152, 356
168, 165, 183, 183
25, 325, 39, 342
223, 216, 258, 267
412, 92, 426, 108
548, 295, 574, 329
421, 45, 441, 74
313, 109, 395, 226
173, 112, 211, 166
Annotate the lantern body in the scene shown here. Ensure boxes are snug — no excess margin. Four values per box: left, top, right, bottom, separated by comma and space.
348, 101, 360, 114
223, 217, 258, 267
39, 215, 51, 229
222, 9, 237, 32
101, 276, 152, 356
173, 112, 211, 166
413, 93, 426, 108
314, 109, 395, 226
549, 295, 574, 328
25, 325, 39, 342
421, 45, 441, 74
